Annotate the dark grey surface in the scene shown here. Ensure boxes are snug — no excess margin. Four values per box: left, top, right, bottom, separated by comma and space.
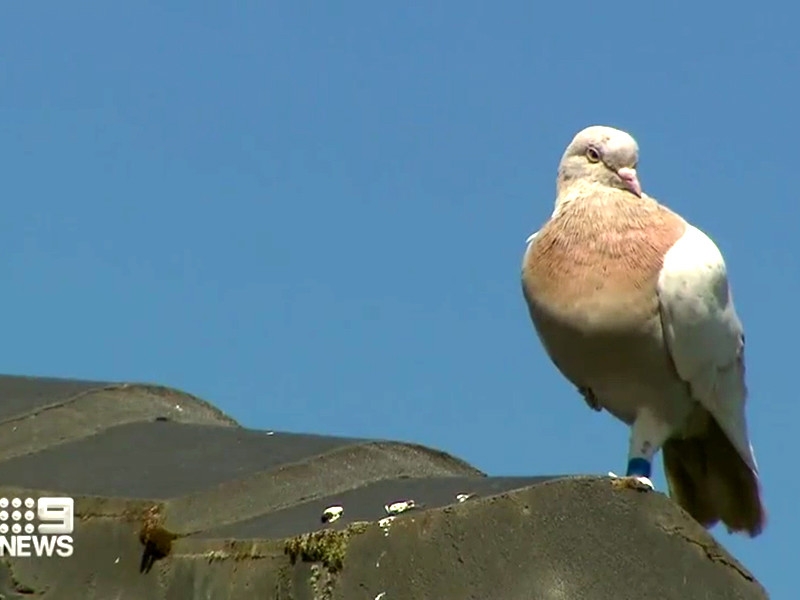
0, 420, 365, 498
194, 475, 559, 540
0, 373, 769, 600
0, 373, 111, 421
328, 477, 767, 600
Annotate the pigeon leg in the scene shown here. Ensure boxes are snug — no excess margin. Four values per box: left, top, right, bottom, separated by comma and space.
610, 410, 672, 492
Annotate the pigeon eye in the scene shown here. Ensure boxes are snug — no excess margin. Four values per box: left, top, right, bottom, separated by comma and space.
586, 147, 601, 162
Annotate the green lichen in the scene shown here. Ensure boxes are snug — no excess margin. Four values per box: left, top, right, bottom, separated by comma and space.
283, 521, 370, 574
310, 564, 336, 600
203, 549, 229, 562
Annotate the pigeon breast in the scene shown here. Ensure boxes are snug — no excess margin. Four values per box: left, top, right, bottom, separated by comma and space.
522, 182, 687, 422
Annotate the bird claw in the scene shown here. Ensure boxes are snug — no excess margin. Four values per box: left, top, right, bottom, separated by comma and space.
578, 386, 602, 411
608, 472, 654, 492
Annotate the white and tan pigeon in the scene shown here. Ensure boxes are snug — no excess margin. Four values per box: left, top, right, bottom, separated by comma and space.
521, 125, 765, 536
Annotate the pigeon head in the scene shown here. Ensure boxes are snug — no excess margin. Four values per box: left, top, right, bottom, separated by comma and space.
557, 125, 642, 198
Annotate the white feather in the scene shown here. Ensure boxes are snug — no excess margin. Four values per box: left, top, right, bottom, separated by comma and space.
657, 224, 758, 474
521, 231, 539, 271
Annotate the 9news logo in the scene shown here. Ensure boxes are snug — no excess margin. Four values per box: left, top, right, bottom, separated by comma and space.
0, 497, 74, 557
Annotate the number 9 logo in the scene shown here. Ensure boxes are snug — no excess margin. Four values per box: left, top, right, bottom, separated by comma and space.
37, 498, 74, 535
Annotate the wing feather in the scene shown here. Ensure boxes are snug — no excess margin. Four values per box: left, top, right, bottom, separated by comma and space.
657, 224, 758, 474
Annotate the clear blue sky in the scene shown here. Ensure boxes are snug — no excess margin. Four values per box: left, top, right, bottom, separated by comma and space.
2, 2, 796, 595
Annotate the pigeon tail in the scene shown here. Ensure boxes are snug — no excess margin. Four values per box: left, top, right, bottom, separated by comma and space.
662, 414, 766, 537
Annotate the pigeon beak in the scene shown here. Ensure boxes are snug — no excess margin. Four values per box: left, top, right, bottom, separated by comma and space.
616, 167, 641, 197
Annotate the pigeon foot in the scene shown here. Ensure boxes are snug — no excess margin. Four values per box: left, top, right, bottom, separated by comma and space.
608, 471, 654, 492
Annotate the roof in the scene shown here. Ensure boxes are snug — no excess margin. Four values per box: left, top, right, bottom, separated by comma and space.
0, 374, 768, 599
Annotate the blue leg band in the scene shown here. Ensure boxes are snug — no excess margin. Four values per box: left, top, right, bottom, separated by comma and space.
626, 457, 651, 478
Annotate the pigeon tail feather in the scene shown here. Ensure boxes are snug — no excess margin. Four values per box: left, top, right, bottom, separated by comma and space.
662, 414, 765, 537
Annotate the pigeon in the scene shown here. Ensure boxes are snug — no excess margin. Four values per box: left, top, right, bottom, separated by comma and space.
521, 125, 765, 537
